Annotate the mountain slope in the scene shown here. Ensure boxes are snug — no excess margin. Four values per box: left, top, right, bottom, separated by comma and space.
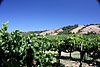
27, 24, 100, 36
70, 25, 85, 33
39, 29, 63, 36
79, 24, 100, 34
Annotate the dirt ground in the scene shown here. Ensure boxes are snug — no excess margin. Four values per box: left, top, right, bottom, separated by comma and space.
51, 51, 100, 67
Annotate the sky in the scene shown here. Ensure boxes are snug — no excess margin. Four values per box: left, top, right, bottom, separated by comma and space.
0, 0, 100, 32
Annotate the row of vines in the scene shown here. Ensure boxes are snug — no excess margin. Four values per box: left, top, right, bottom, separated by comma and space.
0, 22, 100, 67
47, 34, 100, 66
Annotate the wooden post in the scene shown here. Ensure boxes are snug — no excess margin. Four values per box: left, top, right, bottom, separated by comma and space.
58, 50, 61, 67
69, 44, 72, 58
79, 44, 83, 67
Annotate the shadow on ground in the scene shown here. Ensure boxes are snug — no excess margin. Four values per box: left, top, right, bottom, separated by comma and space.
59, 56, 100, 67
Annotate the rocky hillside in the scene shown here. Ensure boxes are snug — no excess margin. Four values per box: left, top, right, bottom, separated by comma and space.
79, 24, 100, 34
37, 29, 63, 36
31, 24, 100, 36
36, 24, 78, 35
70, 25, 85, 33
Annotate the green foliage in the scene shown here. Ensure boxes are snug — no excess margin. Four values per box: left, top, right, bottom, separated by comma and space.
23, 30, 47, 36
0, 22, 100, 67
0, 22, 56, 67
47, 34, 100, 60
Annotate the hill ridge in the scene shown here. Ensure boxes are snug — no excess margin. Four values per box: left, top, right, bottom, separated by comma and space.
28, 24, 100, 36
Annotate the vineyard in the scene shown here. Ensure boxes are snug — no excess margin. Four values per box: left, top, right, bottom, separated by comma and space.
0, 22, 100, 67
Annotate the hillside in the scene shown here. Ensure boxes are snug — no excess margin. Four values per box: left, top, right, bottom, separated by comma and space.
38, 29, 63, 36
27, 24, 100, 36
70, 25, 85, 33
79, 24, 100, 34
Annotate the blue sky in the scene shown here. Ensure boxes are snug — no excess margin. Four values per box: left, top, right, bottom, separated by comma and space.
0, 0, 100, 32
